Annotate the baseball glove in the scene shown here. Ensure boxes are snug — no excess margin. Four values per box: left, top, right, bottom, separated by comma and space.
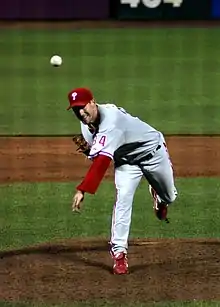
72, 134, 90, 157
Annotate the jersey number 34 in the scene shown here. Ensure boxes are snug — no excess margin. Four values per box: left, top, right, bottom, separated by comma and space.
93, 135, 106, 147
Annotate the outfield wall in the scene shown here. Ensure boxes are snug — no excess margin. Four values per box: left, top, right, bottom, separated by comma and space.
0, 0, 220, 21
0, 0, 110, 20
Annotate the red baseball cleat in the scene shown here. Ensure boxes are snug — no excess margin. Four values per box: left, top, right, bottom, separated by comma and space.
111, 252, 129, 275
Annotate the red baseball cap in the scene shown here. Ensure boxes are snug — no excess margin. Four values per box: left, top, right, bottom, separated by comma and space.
67, 87, 93, 110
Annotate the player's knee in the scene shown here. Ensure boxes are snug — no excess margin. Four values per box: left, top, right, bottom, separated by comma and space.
168, 194, 176, 204
164, 190, 177, 204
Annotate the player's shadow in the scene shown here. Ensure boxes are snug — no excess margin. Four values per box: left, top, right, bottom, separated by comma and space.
1, 241, 220, 274
0, 243, 179, 274
0, 242, 108, 258
59, 253, 113, 273
0, 242, 113, 273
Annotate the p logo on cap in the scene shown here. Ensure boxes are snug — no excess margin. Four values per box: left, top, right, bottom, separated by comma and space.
67, 87, 93, 110
72, 92, 78, 100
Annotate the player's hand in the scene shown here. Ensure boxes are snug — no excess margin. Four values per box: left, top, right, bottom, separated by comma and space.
72, 190, 84, 213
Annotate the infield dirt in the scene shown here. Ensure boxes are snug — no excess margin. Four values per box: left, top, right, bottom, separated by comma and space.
1, 135, 220, 183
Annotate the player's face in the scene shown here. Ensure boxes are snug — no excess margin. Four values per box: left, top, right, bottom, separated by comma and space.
79, 100, 98, 124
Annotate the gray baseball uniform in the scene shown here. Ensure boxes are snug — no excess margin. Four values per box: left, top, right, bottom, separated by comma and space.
81, 103, 177, 254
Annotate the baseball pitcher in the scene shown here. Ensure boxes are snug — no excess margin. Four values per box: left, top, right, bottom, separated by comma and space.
67, 87, 178, 275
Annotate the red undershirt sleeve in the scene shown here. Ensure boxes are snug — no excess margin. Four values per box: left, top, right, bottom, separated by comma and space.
76, 155, 112, 194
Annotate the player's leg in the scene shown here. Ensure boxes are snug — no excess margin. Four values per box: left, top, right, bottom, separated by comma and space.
110, 164, 142, 274
141, 139, 177, 221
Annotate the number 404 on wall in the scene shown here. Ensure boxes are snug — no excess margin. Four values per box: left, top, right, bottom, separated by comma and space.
120, 0, 183, 8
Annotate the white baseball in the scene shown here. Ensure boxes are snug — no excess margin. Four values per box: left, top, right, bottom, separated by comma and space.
50, 55, 62, 67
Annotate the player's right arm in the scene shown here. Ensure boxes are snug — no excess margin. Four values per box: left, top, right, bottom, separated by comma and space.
76, 127, 124, 194
76, 155, 111, 194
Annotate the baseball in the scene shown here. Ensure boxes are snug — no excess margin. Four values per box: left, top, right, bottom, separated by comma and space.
50, 55, 62, 67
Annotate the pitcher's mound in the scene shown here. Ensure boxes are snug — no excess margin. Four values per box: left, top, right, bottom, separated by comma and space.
1, 238, 220, 304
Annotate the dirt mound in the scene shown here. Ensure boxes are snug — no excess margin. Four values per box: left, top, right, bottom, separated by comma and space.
1, 238, 220, 304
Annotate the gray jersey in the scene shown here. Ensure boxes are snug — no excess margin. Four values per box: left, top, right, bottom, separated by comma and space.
80, 103, 161, 166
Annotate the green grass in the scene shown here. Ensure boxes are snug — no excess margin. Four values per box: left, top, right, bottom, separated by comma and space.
0, 27, 220, 134
1, 177, 220, 250
1, 301, 220, 307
